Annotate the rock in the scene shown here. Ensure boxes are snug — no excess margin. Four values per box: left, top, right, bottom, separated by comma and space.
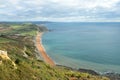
0, 60, 2, 65
0, 50, 17, 69
78, 68, 99, 75
0, 50, 10, 60
104, 73, 120, 80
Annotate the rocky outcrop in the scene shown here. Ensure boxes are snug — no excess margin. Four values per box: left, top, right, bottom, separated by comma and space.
78, 68, 99, 75
104, 73, 120, 80
0, 50, 10, 60
0, 50, 17, 69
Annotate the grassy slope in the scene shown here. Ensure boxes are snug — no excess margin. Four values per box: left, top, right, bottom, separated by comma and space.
0, 23, 109, 80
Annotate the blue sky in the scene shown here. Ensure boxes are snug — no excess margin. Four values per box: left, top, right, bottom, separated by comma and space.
0, 0, 120, 22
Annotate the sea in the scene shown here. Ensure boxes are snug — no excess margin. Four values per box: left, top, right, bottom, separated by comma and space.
41, 22, 120, 73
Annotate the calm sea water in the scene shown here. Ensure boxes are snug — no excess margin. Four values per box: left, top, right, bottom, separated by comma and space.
42, 22, 120, 73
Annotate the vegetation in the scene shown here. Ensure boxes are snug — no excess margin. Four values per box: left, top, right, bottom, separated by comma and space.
0, 23, 109, 80
0, 23, 48, 36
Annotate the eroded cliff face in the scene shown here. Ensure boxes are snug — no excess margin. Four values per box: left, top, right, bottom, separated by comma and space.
0, 50, 17, 69
0, 50, 9, 59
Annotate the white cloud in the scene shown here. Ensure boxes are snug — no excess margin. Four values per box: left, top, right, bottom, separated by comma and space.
49, 0, 120, 9
0, 0, 120, 21
31, 16, 120, 22
0, 4, 6, 8
8, 0, 20, 5
23, 0, 45, 5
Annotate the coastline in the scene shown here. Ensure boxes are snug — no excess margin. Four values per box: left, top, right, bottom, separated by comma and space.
36, 32, 55, 66
35, 31, 120, 80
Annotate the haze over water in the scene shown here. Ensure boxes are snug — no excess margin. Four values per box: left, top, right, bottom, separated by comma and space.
42, 22, 120, 73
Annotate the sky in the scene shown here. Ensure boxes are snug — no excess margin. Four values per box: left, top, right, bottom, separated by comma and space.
0, 0, 120, 22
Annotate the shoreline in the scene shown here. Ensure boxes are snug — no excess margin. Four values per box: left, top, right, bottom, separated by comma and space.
35, 32, 55, 66
35, 31, 120, 80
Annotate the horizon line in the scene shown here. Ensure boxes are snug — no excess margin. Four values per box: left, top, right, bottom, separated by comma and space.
0, 21, 120, 23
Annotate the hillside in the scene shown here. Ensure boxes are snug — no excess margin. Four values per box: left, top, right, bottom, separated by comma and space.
0, 23, 109, 80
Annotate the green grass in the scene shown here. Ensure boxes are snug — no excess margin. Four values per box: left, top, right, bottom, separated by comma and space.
0, 23, 36, 36
0, 37, 14, 43
11, 25, 24, 29
21, 30, 37, 36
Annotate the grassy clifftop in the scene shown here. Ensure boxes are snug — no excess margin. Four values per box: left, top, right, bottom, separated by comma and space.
0, 23, 109, 80
0, 23, 48, 36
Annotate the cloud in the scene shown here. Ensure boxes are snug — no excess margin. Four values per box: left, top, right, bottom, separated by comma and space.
0, 0, 120, 21
0, 5, 6, 8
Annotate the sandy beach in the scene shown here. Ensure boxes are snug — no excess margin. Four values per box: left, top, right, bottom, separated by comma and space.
36, 32, 55, 66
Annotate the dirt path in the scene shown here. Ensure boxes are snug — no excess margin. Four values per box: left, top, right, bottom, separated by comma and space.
36, 32, 55, 66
